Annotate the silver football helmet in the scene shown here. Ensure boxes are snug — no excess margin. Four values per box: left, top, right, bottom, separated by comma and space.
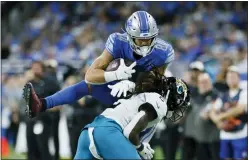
125, 11, 159, 57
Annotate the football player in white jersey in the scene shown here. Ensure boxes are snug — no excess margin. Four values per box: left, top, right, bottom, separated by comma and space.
74, 71, 190, 159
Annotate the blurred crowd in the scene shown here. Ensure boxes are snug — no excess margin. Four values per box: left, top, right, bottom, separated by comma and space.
1, 1, 247, 160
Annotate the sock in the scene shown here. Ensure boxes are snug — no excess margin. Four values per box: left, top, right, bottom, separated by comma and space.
45, 80, 89, 109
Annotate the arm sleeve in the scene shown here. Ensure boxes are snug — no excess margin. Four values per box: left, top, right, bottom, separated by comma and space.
105, 33, 121, 59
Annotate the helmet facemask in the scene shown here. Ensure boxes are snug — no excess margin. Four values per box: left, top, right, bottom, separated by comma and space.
127, 34, 157, 57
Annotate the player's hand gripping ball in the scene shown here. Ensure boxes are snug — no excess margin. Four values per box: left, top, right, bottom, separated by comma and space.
105, 58, 135, 71
105, 58, 136, 80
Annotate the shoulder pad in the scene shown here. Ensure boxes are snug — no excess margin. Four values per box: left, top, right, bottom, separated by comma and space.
154, 38, 173, 51
115, 33, 128, 42
154, 39, 175, 64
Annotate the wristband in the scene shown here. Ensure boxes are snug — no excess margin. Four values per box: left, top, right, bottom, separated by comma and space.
136, 143, 144, 152
104, 71, 118, 82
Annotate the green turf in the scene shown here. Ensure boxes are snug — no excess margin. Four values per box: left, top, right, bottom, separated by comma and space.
2, 145, 26, 159
4, 145, 181, 159
154, 146, 182, 160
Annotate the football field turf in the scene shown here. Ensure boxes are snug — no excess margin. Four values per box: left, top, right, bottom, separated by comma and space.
3, 145, 182, 159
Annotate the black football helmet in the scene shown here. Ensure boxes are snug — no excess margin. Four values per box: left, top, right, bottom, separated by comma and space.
132, 70, 190, 122
160, 76, 191, 122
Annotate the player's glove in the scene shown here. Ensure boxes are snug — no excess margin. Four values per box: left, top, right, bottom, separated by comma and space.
108, 80, 135, 97
104, 59, 136, 82
136, 143, 155, 160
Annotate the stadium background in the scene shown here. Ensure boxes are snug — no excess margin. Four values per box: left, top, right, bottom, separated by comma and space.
1, 1, 247, 159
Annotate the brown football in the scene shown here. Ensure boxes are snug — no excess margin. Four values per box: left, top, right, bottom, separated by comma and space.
105, 58, 134, 71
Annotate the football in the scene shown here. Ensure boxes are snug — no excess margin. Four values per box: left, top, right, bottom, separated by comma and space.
221, 117, 242, 131
105, 58, 134, 71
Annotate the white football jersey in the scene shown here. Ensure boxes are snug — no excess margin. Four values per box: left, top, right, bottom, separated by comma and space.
101, 92, 168, 142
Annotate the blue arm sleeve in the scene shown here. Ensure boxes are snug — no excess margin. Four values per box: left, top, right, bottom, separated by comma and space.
45, 80, 89, 109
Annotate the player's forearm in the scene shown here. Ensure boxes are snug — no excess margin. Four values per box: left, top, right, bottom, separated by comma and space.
86, 69, 120, 84
123, 111, 148, 146
129, 133, 141, 146
85, 50, 114, 84
85, 69, 106, 84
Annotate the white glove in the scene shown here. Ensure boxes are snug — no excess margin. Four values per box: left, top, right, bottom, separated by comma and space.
108, 80, 135, 97
137, 143, 155, 160
104, 59, 136, 82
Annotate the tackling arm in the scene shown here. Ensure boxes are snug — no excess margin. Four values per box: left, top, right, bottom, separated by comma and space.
123, 102, 157, 146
